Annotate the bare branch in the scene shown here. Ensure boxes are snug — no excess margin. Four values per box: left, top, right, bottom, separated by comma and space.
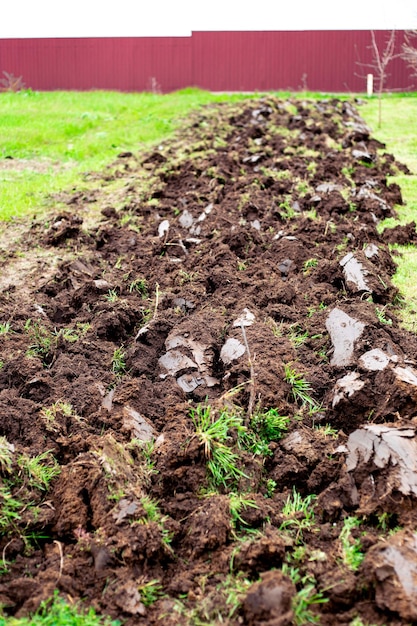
402, 30, 417, 76
355, 30, 400, 127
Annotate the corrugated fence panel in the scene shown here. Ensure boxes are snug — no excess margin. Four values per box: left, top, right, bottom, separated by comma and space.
0, 37, 192, 91
0, 31, 414, 92
191, 30, 414, 93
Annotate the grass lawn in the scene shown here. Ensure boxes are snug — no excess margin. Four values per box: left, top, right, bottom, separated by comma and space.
0, 88, 253, 221
359, 94, 417, 332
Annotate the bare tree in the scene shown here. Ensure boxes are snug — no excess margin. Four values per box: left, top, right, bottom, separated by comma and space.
401, 30, 417, 76
0, 71, 25, 92
370, 30, 398, 128
356, 30, 399, 128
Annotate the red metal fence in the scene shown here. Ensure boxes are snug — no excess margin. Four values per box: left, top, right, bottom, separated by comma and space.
0, 31, 414, 93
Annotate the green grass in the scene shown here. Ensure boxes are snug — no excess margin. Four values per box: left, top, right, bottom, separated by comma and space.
283, 364, 318, 410
339, 516, 365, 571
111, 346, 126, 376
280, 488, 317, 544
359, 94, 417, 173
388, 245, 417, 332
359, 94, 417, 331
0, 89, 252, 220
281, 564, 328, 625
0, 591, 119, 625
359, 94, 417, 226
190, 404, 248, 488
0, 447, 60, 540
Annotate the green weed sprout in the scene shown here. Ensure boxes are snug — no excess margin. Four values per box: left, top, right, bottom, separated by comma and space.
190, 404, 248, 488
17, 450, 61, 491
284, 363, 318, 409
375, 305, 392, 326
264, 478, 277, 498
302, 258, 318, 274
112, 347, 126, 376
40, 400, 77, 432
251, 408, 290, 442
314, 424, 338, 438
138, 495, 174, 549
173, 572, 251, 623
242, 408, 290, 456
339, 516, 364, 571
129, 277, 148, 298
105, 289, 119, 302
293, 583, 328, 625
288, 324, 310, 348
282, 565, 328, 625
24, 319, 52, 360
54, 327, 80, 343
229, 492, 258, 532
0, 322, 11, 335
137, 579, 164, 607
282, 488, 316, 519
0, 485, 22, 533
217, 573, 252, 619
280, 488, 317, 543
0, 448, 60, 540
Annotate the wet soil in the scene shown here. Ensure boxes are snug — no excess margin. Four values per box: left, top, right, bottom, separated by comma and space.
1, 96, 417, 625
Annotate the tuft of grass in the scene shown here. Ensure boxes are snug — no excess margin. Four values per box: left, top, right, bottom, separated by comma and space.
0, 322, 11, 335
173, 572, 251, 624
0, 590, 120, 624
24, 319, 52, 360
280, 488, 317, 543
282, 564, 328, 625
314, 424, 338, 438
128, 277, 148, 297
284, 364, 318, 410
111, 347, 126, 376
292, 582, 328, 625
264, 478, 277, 498
190, 404, 248, 488
302, 258, 318, 274
242, 407, 290, 456
0, 449, 60, 541
40, 400, 79, 432
228, 492, 258, 532
105, 289, 119, 303
251, 408, 290, 442
288, 324, 310, 348
55, 326, 87, 343
17, 450, 61, 491
0, 485, 23, 534
137, 495, 174, 549
339, 516, 365, 571
137, 579, 165, 607
375, 305, 392, 326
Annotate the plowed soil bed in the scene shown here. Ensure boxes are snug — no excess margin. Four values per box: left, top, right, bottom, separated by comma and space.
1, 97, 417, 625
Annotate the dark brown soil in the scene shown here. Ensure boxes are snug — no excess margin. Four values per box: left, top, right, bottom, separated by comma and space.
1, 96, 417, 625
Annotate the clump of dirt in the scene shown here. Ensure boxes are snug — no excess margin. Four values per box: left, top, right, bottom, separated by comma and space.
1, 96, 417, 625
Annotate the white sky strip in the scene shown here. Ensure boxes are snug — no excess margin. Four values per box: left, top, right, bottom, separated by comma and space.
1, 0, 417, 38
